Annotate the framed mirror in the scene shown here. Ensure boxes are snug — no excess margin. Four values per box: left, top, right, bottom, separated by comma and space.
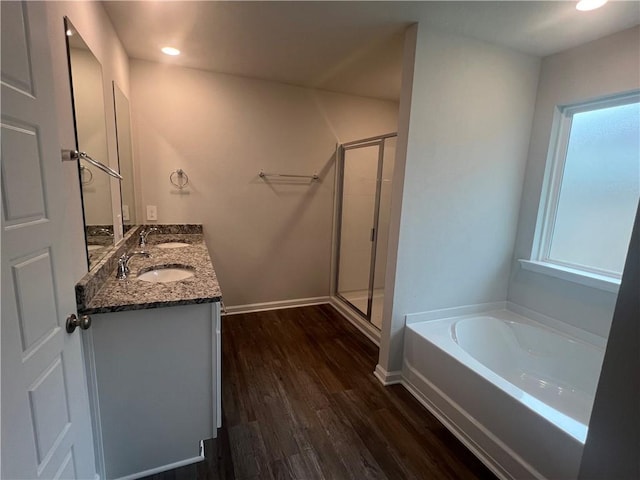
65, 18, 115, 269
113, 82, 137, 229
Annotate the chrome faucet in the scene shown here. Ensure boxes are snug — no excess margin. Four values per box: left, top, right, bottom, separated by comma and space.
116, 251, 150, 280
139, 227, 159, 247
92, 227, 113, 237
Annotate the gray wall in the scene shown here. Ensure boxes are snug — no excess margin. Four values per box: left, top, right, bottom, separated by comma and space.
379, 26, 540, 372
508, 26, 640, 338
130, 59, 398, 307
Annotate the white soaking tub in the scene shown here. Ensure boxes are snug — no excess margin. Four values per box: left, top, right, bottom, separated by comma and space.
402, 308, 605, 480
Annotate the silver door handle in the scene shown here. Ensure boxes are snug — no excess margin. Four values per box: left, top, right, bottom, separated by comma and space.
66, 313, 92, 333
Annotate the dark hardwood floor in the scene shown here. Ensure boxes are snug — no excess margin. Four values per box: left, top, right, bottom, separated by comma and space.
222, 304, 495, 480
146, 304, 496, 480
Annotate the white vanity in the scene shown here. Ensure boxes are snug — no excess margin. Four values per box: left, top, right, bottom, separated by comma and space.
63, 14, 223, 480
76, 226, 222, 480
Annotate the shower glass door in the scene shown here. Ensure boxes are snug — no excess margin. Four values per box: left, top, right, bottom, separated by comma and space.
336, 134, 396, 329
337, 141, 383, 321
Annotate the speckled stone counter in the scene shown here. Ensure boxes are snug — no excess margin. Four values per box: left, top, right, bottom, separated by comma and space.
86, 225, 116, 267
76, 225, 222, 314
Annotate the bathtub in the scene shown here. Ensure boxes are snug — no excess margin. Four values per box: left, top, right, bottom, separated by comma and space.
402, 308, 605, 480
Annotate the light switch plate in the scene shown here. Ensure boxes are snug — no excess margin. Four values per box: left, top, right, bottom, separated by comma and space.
122, 204, 130, 221
146, 205, 157, 221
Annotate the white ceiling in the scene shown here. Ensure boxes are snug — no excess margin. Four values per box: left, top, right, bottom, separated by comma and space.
103, 1, 640, 101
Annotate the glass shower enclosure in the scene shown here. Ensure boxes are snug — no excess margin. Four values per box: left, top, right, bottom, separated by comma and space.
335, 133, 397, 329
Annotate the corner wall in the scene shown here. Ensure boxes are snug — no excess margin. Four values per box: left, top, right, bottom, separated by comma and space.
129, 59, 398, 306
578, 203, 640, 479
379, 26, 540, 372
508, 26, 640, 338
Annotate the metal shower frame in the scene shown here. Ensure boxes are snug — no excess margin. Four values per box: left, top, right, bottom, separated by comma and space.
334, 132, 398, 325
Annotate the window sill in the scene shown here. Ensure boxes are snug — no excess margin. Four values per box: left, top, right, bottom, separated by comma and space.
518, 260, 620, 294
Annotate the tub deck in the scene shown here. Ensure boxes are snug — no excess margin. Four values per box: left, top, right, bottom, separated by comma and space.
402, 306, 605, 480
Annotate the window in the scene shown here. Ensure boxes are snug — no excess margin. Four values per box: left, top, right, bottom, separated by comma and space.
522, 91, 640, 291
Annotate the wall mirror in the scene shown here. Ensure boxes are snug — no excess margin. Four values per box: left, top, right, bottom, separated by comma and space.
65, 17, 115, 269
113, 82, 137, 229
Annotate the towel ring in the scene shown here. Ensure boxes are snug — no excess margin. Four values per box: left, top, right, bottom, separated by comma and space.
170, 169, 189, 189
80, 165, 93, 185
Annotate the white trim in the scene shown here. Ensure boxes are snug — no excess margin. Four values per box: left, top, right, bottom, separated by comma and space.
329, 142, 340, 296
223, 296, 330, 315
330, 297, 381, 346
401, 365, 543, 480
113, 455, 204, 480
222, 296, 381, 348
518, 259, 620, 294
405, 301, 507, 324
373, 364, 402, 385
531, 91, 640, 278
81, 330, 107, 480
534, 105, 572, 262
561, 90, 640, 115
211, 303, 222, 431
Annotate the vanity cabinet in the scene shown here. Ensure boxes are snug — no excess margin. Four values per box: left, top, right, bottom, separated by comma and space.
83, 302, 221, 479
75, 226, 222, 479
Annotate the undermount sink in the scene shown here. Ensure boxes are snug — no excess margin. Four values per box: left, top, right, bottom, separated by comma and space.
156, 242, 191, 249
137, 265, 195, 283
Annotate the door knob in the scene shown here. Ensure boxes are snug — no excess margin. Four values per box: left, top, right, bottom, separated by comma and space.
66, 313, 92, 333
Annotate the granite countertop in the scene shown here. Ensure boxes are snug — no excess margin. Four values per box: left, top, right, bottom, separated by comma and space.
76, 226, 222, 315
87, 235, 114, 266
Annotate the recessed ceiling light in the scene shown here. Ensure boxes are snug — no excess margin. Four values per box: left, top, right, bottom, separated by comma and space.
66, 29, 73, 36
161, 47, 181, 56
576, 0, 608, 11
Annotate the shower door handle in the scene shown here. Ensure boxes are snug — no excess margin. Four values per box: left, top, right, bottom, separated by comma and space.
370, 227, 376, 242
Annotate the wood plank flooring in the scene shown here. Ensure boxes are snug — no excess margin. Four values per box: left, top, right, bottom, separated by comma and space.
221, 304, 496, 480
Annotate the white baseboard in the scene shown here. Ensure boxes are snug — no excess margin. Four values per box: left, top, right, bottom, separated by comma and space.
329, 297, 380, 346
373, 364, 402, 385
113, 455, 204, 480
224, 296, 330, 315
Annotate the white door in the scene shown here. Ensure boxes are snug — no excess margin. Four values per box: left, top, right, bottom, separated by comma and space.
2, 2, 96, 479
